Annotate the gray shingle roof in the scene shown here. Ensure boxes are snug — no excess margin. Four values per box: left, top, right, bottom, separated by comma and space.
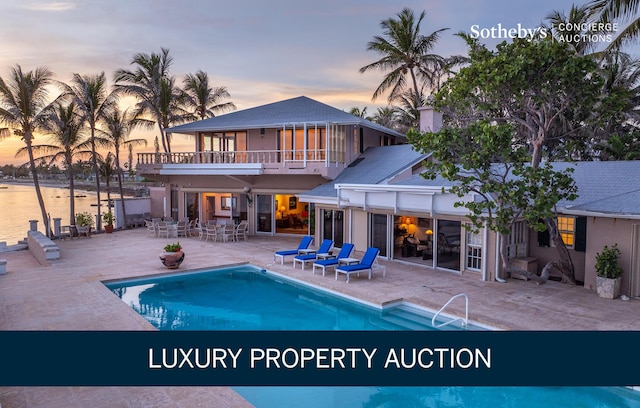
396, 160, 640, 216
167, 96, 405, 137
300, 144, 429, 198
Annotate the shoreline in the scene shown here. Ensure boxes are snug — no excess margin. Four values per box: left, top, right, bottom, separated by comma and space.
0, 178, 156, 197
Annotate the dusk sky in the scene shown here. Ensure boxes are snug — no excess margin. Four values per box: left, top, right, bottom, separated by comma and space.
0, 0, 629, 165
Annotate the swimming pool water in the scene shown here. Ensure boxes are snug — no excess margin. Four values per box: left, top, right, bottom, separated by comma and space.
105, 264, 640, 408
106, 264, 474, 331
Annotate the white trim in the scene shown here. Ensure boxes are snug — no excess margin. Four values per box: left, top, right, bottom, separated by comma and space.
160, 163, 263, 176
560, 208, 640, 220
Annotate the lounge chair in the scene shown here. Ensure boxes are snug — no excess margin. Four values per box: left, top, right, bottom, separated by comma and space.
335, 247, 381, 283
312, 243, 354, 276
274, 235, 314, 265
293, 239, 333, 270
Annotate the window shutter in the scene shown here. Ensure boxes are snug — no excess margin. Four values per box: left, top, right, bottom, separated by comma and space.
574, 217, 587, 252
538, 228, 550, 247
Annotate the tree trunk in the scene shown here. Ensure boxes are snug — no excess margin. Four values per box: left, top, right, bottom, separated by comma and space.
499, 233, 547, 284
25, 135, 50, 237
90, 126, 102, 231
68, 157, 75, 227
115, 148, 128, 230
544, 217, 576, 284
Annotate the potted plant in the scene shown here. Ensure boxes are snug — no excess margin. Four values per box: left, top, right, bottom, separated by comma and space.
75, 212, 95, 237
103, 211, 115, 233
159, 241, 185, 269
595, 244, 623, 299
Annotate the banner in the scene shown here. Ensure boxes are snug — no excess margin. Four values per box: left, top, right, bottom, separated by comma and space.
0, 331, 638, 386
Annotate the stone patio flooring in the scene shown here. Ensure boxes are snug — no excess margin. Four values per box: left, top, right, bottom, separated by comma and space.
1, 229, 639, 407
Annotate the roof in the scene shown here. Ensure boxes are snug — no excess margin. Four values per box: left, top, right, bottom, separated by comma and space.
166, 96, 405, 138
396, 160, 640, 217
299, 144, 429, 199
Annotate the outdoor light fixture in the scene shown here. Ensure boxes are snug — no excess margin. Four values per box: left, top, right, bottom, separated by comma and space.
243, 186, 253, 206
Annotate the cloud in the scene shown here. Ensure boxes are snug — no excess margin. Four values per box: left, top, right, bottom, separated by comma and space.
23, 2, 76, 11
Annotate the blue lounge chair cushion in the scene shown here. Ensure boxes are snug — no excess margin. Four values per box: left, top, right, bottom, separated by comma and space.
274, 236, 314, 264
313, 243, 355, 267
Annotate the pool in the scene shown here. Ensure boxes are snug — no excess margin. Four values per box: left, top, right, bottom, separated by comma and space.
105, 264, 640, 408
105, 263, 481, 331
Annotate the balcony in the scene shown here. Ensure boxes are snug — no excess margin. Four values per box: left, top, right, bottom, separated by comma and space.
137, 149, 344, 179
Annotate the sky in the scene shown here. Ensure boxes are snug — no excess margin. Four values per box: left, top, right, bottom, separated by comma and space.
0, 0, 630, 165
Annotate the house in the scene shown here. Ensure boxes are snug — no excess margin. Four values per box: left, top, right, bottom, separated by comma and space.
136, 96, 404, 234
300, 106, 640, 298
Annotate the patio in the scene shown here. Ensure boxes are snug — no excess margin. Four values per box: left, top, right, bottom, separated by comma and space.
1, 229, 640, 407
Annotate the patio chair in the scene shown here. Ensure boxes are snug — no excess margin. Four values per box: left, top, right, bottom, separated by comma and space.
221, 223, 235, 242
293, 239, 333, 270
335, 247, 380, 283
145, 220, 157, 238
157, 222, 169, 239
176, 220, 188, 238
193, 221, 204, 241
204, 224, 221, 242
273, 235, 314, 265
234, 220, 249, 242
312, 243, 354, 276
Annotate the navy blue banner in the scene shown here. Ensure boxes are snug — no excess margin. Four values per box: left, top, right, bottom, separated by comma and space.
0, 331, 638, 386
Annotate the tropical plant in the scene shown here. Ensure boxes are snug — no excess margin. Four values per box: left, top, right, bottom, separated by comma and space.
103, 106, 148, 229
64, 72, 118, 231
98, 152, 116, 221
102, 211, 114, 226
76, 211, 95, 227
588, 0, 640, 52
359, 8, 452, 107
349, 106, 371, 120
183, 69, 235, 120
15, 101, 92, 227
163, 242, 182, 252
407, 121, 578, 284
114, 47, 189, 153
595, 244, 623, 279
0, 65, 59, 237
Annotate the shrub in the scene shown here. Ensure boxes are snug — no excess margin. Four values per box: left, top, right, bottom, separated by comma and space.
595, 244, 623, 279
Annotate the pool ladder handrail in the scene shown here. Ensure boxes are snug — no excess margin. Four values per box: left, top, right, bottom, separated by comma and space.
431, 293, 469, 329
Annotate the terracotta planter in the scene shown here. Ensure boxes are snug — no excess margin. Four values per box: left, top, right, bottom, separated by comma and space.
159, 251, 185, 269
596, 276, 621, 299
105, 225, 114, 233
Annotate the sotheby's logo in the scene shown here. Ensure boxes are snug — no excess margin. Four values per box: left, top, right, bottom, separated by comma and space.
469, 23, 548, 40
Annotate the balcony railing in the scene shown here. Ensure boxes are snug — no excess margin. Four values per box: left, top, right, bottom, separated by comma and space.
137, 150, 328, 165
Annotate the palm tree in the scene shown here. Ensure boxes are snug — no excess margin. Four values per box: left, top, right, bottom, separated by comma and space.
0, 65, 58, 236
546, 4, 596, 55
183, 70, 236, 120
103, 107, 148, 228
371, 106, 399, 130
98, 153, 116, 219
359, 8, 449, 107
65, 72, 117, 231
114, 47, 189, 153
16, 101, 92, 229
588, 0, 640, 51
349, 106, 371, 120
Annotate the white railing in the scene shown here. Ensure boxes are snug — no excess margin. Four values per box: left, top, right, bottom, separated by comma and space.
137, 150, 328, 166
431, 293, 469, 329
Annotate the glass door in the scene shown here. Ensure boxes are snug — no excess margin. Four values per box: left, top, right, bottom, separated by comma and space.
322, 209, 344, 247
256, 194, 273, 233
370, 213, 388, 257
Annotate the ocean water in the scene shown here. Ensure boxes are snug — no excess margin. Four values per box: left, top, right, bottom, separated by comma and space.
0, 182, 100, 244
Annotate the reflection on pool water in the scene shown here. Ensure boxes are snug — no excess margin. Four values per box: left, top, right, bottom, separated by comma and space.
105, 264, 640, 408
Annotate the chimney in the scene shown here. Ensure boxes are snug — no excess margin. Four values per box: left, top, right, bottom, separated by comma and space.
417, 105, 442, 133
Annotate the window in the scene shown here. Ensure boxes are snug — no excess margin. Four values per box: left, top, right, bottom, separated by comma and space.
466, 226, 482, 271
557, 216, 575, 248
507, 221, 527, 258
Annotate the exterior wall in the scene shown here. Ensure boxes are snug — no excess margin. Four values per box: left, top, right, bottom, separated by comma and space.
528, 229, 587, 282
149, 187, 166, 218
527, 217, 637, 296
351, 209, 370, 252
583, 217, 636, 296
247, 128, 278, 151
